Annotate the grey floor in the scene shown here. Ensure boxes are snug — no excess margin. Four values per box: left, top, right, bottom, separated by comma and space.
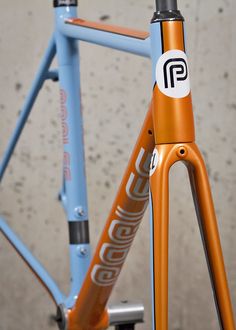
0, 0, 236, 329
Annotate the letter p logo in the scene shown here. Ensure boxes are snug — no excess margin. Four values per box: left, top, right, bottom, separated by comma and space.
156, 50, 190, 99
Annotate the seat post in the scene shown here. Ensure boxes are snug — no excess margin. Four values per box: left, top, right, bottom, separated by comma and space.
155, 0, 178, 11
53, 0, 78, 7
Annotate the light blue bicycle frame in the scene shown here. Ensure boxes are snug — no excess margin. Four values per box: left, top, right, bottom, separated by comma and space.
0, 3, 159, 313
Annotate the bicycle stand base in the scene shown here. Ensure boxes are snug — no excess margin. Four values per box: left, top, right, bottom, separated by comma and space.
108, 302, 144, 329
54, 302, 143, 330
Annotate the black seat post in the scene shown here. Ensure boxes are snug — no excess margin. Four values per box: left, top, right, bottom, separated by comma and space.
155, 0, 178, 11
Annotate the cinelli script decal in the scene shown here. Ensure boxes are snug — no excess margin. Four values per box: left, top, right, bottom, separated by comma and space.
91, 148, 152, 286
60, 89, 71, 181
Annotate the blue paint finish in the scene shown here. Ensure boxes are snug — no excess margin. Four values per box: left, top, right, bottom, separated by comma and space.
64, 244, 91, 308
46, 69, 59, 81
55, 6, 89, 222
0, 217, 65, 305
0, 36, 56, 181
59, 191, 68, 214
54, 6, 91, 296
56, 9, 151, 58
0, 4, 163, 318
150, 22, 162, 86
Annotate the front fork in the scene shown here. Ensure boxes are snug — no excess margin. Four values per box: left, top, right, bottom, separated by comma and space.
149, 143, 236, 330
149, 8, 235, 330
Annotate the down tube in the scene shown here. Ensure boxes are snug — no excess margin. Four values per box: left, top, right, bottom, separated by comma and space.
68, 104, 155, 329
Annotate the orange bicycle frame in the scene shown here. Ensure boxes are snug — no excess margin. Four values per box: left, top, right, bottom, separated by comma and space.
0, 1, 235, 329
68, 6, 235, 330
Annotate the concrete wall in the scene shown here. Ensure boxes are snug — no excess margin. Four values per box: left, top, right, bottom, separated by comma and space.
0, 0, 235, 329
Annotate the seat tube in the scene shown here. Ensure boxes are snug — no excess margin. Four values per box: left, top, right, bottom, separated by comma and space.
54, 2, 91, 307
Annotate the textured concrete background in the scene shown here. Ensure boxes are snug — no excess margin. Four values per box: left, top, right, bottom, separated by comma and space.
0, 0, 236, 329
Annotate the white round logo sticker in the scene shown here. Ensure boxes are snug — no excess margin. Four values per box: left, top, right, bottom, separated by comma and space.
156, 50, 190, 99
150, 149, 159, 176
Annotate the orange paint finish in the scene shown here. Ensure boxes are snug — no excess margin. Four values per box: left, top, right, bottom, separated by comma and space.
152, 21, 195, 145
161, 21, 185, 52
68, 18, 235, 330
152, 84, 195, 144
66, 18, 149, 40
150, 143, 236, 330
68, 104, 155, 329
150, 19, 235, 330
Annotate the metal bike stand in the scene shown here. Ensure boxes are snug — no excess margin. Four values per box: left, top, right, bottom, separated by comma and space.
108, 302, 144, 330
